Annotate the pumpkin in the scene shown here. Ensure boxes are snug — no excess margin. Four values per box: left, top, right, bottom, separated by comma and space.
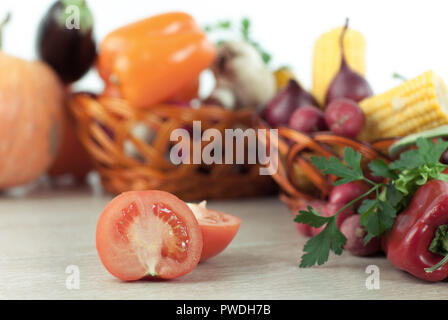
0, 51, 65, 189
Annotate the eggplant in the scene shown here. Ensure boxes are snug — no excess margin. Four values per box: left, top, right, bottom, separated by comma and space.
36, 0, 96, 84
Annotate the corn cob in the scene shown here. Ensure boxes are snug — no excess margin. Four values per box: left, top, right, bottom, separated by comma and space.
359, 71, 448, 141
312, 26, 366, 106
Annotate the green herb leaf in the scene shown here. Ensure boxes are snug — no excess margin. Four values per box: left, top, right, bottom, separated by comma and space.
389, 148, 423, 171
368, 159, 397, 179
359, 199, 396, 243
385, 183, 404, 207
311, 148, 363, 185
417, 138, 448, 164
295, 206, 330, 228
299, 218, 346, 268
390, 138, 448, 170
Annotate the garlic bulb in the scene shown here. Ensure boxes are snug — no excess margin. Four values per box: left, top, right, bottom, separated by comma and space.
208, 40, 276, 110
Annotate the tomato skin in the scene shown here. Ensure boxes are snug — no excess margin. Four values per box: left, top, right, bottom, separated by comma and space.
199, 210, 241, 261
96, 190, 203, 281
188, 203, 241, 262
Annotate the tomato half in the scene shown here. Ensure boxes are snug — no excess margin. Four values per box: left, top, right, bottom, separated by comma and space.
188, 202, 241, 262
96, 190, 203, 281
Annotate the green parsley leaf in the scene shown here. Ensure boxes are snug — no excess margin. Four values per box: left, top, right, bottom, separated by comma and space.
368, 159, 398, 179
390, 138, 448, 170
311, 148, 363, 185
359, 199, 396, 244
417, 138, 448, 164
385, 183, 404, 207
389, 148, 423, 171
299, 218, 346, 268
295, 206, 330, 228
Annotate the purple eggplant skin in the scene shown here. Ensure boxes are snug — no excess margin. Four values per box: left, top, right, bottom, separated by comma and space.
36, 0, 96, 84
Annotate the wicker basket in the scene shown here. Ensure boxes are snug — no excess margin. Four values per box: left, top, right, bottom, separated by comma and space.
255, 116, 397, 214
69, 94, 278, 201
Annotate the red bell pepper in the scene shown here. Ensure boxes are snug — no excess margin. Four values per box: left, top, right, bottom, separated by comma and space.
384, 179, 448, 282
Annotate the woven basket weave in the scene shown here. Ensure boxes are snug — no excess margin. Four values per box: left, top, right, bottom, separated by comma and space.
255, 116, 397, 213
69, 94, 277, 201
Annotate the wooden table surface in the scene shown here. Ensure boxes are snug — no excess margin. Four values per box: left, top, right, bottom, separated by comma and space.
0, 187, 446, 300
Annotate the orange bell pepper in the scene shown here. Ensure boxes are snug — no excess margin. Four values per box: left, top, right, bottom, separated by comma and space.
97, 12, 216, 108
100, 76, 200, 102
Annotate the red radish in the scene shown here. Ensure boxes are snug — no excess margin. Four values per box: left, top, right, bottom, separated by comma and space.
263, 79, 319, 128
340, 215, 380, 256
329, 182, 368, 209
441, 149, 448, 164
325, 19, 373, 105
325, 98, 365, 138
288, 106, 327, 133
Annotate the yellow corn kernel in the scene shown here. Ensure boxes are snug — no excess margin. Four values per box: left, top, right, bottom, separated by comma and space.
359, 71, 448, 141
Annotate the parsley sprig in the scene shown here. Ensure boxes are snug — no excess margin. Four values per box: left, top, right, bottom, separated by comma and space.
295, 137, 448, 268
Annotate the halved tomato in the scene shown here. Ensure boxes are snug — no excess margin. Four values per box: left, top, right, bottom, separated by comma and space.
188, 202, 241, 262
96, 190, 203, 281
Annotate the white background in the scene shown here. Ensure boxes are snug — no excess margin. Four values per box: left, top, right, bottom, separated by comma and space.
2, 0, 448, 95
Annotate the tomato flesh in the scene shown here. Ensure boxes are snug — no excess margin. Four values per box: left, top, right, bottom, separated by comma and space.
96, 190, 202, 281
188, 202, 241, 261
